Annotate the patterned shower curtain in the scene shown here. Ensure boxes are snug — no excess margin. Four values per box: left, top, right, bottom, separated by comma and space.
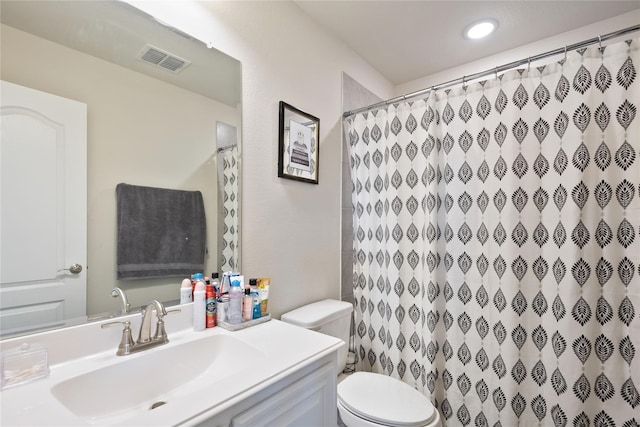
221, 146, 239, 272
345, 38, 638, 426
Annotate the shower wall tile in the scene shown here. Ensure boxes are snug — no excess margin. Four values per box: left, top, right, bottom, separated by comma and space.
342, 73, 383, 112
340, 250, 353, 305
341, 73, 381, 301
341, 207, 353, 253
342, 158, 352, 206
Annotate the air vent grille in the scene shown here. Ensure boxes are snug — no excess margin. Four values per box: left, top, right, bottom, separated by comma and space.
137, 44, 190, 73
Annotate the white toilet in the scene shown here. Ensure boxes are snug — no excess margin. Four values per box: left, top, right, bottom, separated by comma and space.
281, 299, 442, 427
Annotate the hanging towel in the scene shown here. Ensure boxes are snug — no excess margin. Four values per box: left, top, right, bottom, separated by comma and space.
116, 183, 206, 280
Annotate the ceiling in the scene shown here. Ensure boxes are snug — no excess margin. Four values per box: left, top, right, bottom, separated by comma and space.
0, 1, 241, 107
295, 1, 640, 85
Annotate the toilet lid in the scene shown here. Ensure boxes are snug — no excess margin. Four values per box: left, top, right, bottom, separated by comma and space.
337, 372, 436, 427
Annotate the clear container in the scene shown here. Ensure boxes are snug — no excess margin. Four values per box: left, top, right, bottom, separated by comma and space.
217, 295, 229, 324
228, 279, 243, 324
1, 343, 49, 390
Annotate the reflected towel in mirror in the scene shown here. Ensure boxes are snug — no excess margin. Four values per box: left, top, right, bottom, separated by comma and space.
116, 183, 206, 280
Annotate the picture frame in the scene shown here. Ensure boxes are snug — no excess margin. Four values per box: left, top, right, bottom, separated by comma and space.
278, 101, 320, 184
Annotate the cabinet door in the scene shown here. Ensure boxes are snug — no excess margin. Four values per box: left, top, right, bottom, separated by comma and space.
231, 362, 336, 427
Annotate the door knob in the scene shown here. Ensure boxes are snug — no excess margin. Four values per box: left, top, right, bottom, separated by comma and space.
58, 263, 83, 274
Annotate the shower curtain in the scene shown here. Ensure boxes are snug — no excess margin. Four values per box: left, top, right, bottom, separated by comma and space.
221, 146, 239, 272
345, 38, 639, 426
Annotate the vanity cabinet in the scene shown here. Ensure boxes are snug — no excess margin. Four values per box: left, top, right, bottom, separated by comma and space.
193, 353, 337, 427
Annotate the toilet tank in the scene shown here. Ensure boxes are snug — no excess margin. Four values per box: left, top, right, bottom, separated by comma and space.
281, 299, 353, 371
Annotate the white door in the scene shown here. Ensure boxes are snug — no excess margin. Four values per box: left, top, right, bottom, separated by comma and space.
0, 80, 87, 336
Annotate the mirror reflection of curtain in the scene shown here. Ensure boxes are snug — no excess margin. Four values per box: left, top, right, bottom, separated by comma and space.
221, 146, 239, 272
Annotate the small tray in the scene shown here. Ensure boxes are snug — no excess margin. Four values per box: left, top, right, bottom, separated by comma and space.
218, 314, 271, 331
1, 343, 49, 390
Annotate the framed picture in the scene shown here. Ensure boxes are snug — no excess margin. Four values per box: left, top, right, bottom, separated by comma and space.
278, 101, 320, 184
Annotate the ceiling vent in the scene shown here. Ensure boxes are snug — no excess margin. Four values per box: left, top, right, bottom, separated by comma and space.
137, 44, 190, 73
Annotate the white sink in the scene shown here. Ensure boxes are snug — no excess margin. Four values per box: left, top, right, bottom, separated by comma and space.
1, 309, 343, 426
50, 334, 262, 422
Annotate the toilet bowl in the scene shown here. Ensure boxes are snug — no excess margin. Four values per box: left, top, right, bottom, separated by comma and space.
337, 372, 441, 427
281, 300, 442, 427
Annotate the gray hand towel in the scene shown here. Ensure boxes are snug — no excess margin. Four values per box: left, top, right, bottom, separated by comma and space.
116, 183, 206, 280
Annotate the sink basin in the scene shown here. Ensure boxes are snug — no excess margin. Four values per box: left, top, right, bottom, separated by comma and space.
50, 334, 262, 422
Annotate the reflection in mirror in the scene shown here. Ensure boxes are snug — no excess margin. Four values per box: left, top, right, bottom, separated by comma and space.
0, 1, 242, 338
216, 121, 240, 273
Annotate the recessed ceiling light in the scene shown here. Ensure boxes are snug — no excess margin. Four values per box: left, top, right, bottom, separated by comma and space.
464, 19, 498, 40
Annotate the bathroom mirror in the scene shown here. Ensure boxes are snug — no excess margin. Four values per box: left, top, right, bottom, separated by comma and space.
0, 1, 242, 337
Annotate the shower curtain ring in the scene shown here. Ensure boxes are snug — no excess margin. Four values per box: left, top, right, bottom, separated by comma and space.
494, 66, 498, 80
462, 75, 467, 90
527, 57, 531, 72
564, 46, 567, 62
598, 35, 604, 55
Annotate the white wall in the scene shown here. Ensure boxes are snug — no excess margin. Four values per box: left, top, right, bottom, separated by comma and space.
1, 24, 240, 315
127, 1, 394, 317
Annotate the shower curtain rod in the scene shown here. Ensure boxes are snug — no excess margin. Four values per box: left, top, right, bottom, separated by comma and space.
343, 24, 640, 119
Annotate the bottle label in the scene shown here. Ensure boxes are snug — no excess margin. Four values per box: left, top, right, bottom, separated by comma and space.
206, 297, 217, 328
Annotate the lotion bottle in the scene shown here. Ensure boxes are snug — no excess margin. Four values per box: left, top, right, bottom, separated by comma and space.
192, 274, 206, 331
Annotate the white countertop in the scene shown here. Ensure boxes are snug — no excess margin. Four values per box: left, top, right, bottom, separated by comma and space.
0, 305, 343, 426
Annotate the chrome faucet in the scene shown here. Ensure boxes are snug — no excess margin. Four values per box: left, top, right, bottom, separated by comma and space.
111, 287, 131, 314
101, 300, 180, 356
137, 300, 168, 344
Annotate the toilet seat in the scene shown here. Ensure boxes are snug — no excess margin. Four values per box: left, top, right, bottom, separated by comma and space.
337, 372, 438, 427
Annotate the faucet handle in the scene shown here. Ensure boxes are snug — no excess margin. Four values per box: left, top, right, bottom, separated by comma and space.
101, 320, 130, 329
153, 308, 180, 343
148, 300, 167, 318
101, 320, 135, 356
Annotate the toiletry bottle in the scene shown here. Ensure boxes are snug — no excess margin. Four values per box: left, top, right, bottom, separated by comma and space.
257, 278, 270, 316
243, 286, 253, 321
228, 278, 243, 324
180, 278, 192, 304
251, 291, 261, 319
192, 277, 206, 331
193, 272, 207, 292
206, 283, 217, 328
221, 272, 231, 295
210, 273, 220, 297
